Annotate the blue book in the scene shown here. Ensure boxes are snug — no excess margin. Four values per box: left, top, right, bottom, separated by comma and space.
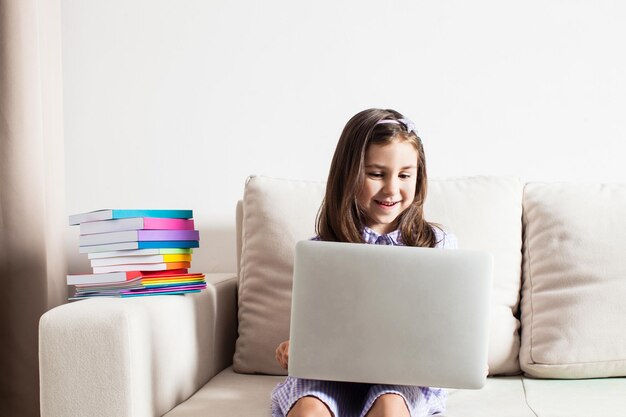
69, 209, 193, 225
79, 240, 200, 254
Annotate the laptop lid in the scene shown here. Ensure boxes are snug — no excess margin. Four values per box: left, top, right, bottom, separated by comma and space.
288, 240, 493, 389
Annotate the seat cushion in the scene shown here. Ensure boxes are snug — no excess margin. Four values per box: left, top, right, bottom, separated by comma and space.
521, 183, 626, 378
523, 377, 626, 416
162, 367, 284, 417
234, 175, 524, 376
446, 377, 535, 417
163, 368, 626, 417
163, 368, 535, 417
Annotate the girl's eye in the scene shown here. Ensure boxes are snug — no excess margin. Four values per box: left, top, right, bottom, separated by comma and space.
399, 174, 412, 179
368, 172, 384, 178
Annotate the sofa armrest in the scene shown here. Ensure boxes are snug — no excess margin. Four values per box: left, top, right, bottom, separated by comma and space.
39, 273, 238, 417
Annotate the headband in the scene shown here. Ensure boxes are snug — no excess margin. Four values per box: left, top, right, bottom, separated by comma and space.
375, 118, 418, 135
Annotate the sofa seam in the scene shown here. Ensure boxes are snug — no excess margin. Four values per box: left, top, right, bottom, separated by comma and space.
525, 357, 626, 366
521, 378, 540, 417
521, 183, 536, 366
238, 179, 251, 303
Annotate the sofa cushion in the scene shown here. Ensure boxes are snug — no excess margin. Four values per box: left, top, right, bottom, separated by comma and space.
520, 183, 626, 378
235, 176, 325, 375
424, 176, 523, 375
162, 368, 538, 417
522, 378, 626, 416
234, 175, 523, 376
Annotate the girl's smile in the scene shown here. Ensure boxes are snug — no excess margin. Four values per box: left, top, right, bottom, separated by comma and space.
357, 140, 418, 234
376, 200, 399, 207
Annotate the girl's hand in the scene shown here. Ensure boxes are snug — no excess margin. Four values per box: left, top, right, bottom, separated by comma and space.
275, 340, 290, 370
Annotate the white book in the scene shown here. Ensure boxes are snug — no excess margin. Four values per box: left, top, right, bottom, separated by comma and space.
92, 262, 189, 274
90, 254, 192, 267
78, 241, 199, 253
67, 270, 142, 285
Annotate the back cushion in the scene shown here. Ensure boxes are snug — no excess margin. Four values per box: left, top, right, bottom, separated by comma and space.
234, 175, 523, 375
234, 176, 324, 375
520, 183, 626, 378
425, 176, 523, 375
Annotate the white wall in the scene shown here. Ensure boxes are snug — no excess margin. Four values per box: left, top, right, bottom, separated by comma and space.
63, 0, 626, 273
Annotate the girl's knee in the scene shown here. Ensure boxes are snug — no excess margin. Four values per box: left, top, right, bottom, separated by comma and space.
287, 396, 333, 417
367, 393, 410, 417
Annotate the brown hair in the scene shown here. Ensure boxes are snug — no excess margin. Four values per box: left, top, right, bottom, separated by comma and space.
316, 108, 438, 248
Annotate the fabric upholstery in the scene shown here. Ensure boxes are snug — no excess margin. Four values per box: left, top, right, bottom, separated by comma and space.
520, 183, 626, 378
39, 273, 237, 417
163, 368, 536, 417
234, 175, 524, 376
522, 377, 626, 415
234, 176, 325, 374
425, 176, 524, 375
164, 368, 626, 417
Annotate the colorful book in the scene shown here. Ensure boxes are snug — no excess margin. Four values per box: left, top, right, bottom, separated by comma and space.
79, 240, 199, 253
121, 286, 206, 296
69, 209, 193, 225
92, 262, 190, 274
67, 208, 205, 299
87, 248, 193, 259
80, 217, 195, 235
71, 272, 206, 298
71, 289, 204, 299
74, 271, 200, 289
79, 230, 200, 246
90, 254, 192, 267
139, 268, 189, 276
67, 270, 143, 285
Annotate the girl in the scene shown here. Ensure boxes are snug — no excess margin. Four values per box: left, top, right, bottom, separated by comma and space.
272, 108, 457, 417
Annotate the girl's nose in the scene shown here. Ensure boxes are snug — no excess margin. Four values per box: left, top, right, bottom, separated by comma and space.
383, 178, 400, 195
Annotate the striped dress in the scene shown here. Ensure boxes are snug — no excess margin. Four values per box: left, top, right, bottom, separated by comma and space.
271, 226, 458, 417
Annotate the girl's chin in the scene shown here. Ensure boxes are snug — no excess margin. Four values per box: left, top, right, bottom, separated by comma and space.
367, 219, 399, 234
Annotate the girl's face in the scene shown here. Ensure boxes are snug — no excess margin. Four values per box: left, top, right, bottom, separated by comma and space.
357, 140, 418, 235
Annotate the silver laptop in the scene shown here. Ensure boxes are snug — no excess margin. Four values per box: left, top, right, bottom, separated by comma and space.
288, 240, 493, 389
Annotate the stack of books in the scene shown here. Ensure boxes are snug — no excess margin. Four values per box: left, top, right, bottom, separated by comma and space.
67, 209, 206, 299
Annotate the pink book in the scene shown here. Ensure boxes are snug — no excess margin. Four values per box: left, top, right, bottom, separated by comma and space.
80, 218, 195, 235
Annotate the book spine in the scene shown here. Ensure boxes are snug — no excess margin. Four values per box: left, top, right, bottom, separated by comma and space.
111, 209, 193, 219
87, 248, 193, 259
136, 230, 200, 241
92, 262, 190, 274
136, 241, 199, 249
142, 218, 195, 230
90, 254, 192, 267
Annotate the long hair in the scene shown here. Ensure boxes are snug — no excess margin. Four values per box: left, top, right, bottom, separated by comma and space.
316, 108, 438, 248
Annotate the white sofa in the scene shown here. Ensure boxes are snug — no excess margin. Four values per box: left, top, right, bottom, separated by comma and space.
39, 175, 626, 417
